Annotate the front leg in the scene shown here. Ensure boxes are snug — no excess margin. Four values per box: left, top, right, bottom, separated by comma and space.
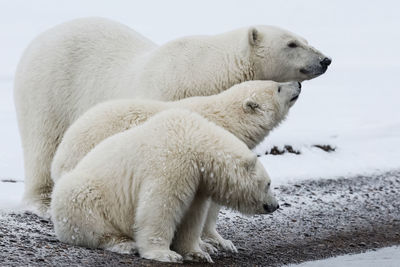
134, 185, 192, 263
172, 193, 214, 263
99, 236, 137, 254
201, 202, 238, 253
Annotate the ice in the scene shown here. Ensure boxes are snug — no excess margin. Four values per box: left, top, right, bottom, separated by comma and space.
291, 246, 400, 267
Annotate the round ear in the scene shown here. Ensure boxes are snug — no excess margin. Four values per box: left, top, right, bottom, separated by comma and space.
244, 154, 258, 172
248, 27, 259, 45
243, 98, 260, 113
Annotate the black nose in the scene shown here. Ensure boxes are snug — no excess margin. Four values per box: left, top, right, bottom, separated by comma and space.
263, 203, 279, 213
320, 57, 332, 67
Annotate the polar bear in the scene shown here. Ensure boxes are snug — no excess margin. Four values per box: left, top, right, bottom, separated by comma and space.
51, 80, 300, 183
50, 109, 279, 263
15, 17, 330, 217
51, 80, 300, 253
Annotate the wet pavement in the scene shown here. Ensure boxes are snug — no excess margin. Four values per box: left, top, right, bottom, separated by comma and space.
1, 170, 399, 266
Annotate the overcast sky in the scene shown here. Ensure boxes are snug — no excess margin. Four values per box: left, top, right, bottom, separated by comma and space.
0, 0, 399, 77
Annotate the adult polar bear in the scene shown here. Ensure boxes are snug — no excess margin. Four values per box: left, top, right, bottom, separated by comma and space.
14, 18, 330, 216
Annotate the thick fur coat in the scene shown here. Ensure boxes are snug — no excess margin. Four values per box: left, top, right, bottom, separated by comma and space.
14, 17, 330, 218
50, 109, 279, 263
50, 80, 300, 252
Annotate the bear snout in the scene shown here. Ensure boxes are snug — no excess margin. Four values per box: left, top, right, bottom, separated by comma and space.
295, 82, 302, 94
320, 57, 332, 67
263, 203, 279, 213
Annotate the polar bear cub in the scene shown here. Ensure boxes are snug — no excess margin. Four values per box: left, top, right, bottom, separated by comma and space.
50, 109, 279, 263
51, 80, 301, 182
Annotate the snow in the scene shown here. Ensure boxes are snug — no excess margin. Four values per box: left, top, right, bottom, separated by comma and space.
0, 79, 24, 181
256, 65, 400, 185
291, 246, 400, 267
0, 1, 399, 206
0, 180, 24, 212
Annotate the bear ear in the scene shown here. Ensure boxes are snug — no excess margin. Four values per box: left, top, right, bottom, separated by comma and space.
243, 98, 260, 113
244, 154, 257, 172
248, 27, 259, 46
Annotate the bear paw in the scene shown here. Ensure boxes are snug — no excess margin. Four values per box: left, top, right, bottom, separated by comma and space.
203, 235, 238, 253
105, 241, 137, 254
184, 250, 213, 263
199, 239, 218, 254
23, 198, 51, 219
141, 249, 183, 263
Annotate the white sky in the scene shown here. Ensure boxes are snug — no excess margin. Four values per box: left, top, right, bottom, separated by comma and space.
0, 0, 399, 76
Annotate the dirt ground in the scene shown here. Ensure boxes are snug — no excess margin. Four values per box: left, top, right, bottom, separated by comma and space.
1, 170, 399, 266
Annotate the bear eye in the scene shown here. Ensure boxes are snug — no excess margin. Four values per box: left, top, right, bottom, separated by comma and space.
288, 42, 298, 48
278, 86, 281, 93
265, 182, 271, 192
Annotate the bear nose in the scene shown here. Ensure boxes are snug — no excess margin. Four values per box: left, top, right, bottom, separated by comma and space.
263, 203, 279, 213
320, 57, 332, 67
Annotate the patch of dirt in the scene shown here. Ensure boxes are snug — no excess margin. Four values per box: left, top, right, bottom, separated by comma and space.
313, 144, 336, 152
0, 179, 18, 183
264, 145, 301, 156
258, 144, 336, 157
1, 170, 400, 266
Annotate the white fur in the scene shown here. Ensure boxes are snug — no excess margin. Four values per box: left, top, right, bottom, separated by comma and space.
14, 17, 329, 215
50, 109, 278, 263
51, 80, 299, 252
51, 80, 300, 182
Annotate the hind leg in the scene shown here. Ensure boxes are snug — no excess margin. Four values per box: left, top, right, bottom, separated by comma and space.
20, 116, 66, 217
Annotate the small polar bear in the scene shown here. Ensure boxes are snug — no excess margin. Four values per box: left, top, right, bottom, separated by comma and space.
51, 80, 301, 253
14, 17, 330, 215
52, 80, 301, 182
50, 109, 279, 263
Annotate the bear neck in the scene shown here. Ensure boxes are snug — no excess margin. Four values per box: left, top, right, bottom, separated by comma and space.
200, 31, 256, 92
137, 32, 255, 101
179, 93, 271, 149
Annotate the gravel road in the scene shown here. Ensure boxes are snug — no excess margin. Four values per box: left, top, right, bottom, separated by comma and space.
1, 170, 399, 266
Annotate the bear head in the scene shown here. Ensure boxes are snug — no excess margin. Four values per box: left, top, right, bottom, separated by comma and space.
238, 156, 279, 215
235, 80, 301, 144
248, 26, 331, 82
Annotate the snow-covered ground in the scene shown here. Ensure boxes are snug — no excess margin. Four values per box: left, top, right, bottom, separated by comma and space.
0, 1, 399, 206
292, 246, 400, 267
